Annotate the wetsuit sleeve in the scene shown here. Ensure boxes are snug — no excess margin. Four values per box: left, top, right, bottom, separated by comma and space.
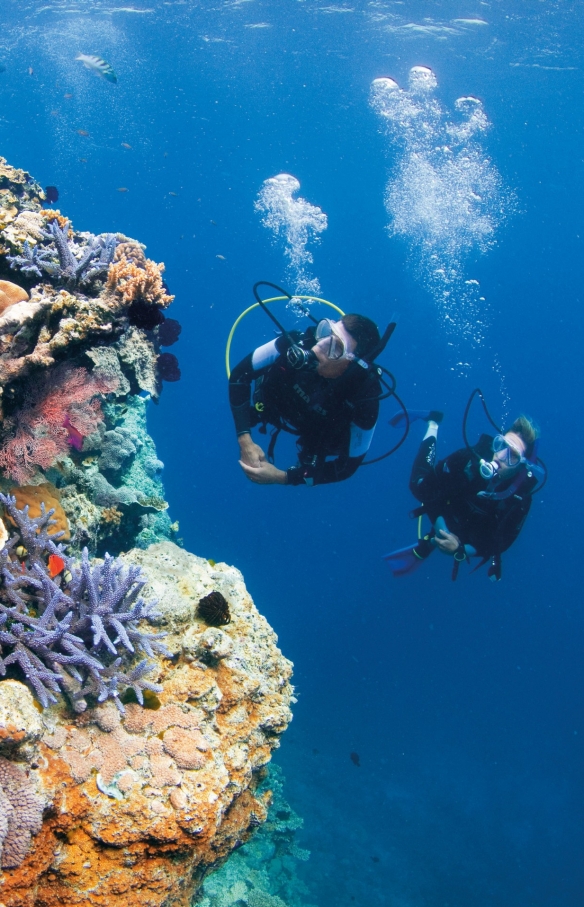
286, 390, 379, 486
228, 338, 283, 436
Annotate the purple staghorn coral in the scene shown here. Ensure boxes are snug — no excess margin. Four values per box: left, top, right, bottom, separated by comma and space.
0, 494, 169, 711
7, 222, 118, 287
0, 756, 45, 869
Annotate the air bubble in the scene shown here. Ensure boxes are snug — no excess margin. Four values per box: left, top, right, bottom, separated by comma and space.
370, 66, 516, 352
255, 173, 327, 297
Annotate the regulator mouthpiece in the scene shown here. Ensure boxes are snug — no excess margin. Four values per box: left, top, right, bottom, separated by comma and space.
287, 345, 318, 370
479, 458, 499, 481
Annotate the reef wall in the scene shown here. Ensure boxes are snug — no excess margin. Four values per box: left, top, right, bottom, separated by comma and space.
0, 158, 294, 906
0, 156, 182, 556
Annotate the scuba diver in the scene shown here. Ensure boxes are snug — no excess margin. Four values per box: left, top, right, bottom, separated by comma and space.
229, 302, 386, 486
384, 400, 543, 581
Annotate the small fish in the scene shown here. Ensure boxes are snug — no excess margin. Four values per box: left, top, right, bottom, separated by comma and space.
50, 110, 59, 117
75, 53, 117, 84
15, 545, 28, 558
48, 554, 65, 579
121, 142, 132, 149
0, 64, 6, 75
168, 191, 178, 196
62, 569, 72, 585
216, 254, 226, 260
28, 66, 33, 76
45, 185, 59, 203
117, 187, 129, 193
77, 129, 89, 137
63, 415, 83, 450
210, 220, 217, 225
64, 93, 73, 99
207, 559, 216, 567
79, 158, 87, 163
350, 751, 360, 767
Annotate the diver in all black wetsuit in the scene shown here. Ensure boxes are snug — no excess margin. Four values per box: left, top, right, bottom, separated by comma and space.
385, 412, 541, 581
229, 314, 382, 486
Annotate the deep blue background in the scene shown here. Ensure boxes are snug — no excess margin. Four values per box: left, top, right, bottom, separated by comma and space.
1, 2, 583, 904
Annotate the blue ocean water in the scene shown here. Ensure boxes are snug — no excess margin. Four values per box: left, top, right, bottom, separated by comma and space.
1, 2, 582, 904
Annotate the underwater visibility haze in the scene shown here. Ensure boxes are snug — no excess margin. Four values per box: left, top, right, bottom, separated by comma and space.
0, 1, 583, 905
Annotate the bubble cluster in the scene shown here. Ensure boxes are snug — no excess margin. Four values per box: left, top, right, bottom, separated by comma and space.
370, 68, 515, 351
255, 173, 327, 297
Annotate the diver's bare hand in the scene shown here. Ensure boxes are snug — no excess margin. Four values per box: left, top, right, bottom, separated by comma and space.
434, 529, 461, 554
239, 460, 288, 485
238, 434, 266, 469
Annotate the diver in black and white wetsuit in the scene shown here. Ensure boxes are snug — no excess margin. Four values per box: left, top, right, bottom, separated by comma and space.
229, 314, 382, 486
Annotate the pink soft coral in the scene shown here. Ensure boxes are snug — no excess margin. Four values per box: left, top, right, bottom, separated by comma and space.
0, 364, 118, 483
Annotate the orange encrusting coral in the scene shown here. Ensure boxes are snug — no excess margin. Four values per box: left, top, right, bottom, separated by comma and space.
106, 245, 174, 309
6, 483, 70, 540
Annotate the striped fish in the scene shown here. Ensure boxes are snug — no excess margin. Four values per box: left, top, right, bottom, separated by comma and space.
75, 53, 117, 84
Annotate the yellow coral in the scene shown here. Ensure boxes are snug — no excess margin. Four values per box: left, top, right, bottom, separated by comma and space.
41, 209, 71, 233
106, 246, 174, 309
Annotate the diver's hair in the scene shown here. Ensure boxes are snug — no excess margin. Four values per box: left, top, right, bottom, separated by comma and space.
509, 414, 540, 458
341, 314, 381, 360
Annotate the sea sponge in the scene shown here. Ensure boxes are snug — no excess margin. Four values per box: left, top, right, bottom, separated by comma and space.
0, 279, 29, 314
7, 482, 71, 540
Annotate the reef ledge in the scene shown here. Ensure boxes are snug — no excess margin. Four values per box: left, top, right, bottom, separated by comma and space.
0, 541, 293, 906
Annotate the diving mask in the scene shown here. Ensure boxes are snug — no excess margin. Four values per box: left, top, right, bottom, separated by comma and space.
314, 319, 354, 361
479, 434, 527, 480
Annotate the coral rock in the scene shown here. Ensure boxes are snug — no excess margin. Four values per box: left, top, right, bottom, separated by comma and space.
0, 681, 43, 754
0, 541, 293, 906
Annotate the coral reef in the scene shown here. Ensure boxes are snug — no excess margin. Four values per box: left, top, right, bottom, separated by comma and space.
0, 156, 181, 552
0, 495, 167, 710
197, 764, 315, 907
0, 542, 293, 906
0, 154, 295, 906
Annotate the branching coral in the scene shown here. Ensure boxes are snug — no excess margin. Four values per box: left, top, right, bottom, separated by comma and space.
0, 494, 169, 710
0, 363, 118, 483
107, 243, 174, 309
6, 219, 118, 287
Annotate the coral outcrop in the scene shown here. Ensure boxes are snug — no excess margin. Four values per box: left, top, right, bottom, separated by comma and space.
0, 154, 295, 907
0, 541, 293, 906
0, 156, 182, 554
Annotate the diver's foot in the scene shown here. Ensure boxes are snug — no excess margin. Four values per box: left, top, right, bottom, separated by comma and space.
427, 410, 444, 424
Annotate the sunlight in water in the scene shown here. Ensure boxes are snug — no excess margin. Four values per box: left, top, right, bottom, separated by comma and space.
370, 67, 516, 353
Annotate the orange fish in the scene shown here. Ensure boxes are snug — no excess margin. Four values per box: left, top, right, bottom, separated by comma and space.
48, 554, 65, 578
